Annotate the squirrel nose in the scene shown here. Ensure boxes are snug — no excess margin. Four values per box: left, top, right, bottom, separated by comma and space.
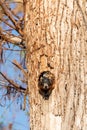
44, 83, 49, 89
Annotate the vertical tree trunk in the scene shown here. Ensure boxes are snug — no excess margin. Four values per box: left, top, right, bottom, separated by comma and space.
24, 0, 87, 130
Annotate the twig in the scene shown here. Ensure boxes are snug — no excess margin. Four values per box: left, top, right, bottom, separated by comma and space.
0, 1, 23, 35
0, 30, 25, 48
0, 17, 16, 30
0, 71, 26, 92
12, 60, 28, 79
2, 47, 26, 51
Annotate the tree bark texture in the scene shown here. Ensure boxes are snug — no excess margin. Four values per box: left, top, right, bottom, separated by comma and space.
24, 0, 87, 130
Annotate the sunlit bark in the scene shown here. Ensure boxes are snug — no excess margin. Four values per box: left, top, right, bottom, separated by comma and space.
24, 0, 87, 130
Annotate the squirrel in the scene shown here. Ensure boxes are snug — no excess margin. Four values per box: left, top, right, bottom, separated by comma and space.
38, 71, 55, 100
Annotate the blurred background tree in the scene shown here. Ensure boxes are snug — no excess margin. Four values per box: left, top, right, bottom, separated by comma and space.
0, 0, 29, 130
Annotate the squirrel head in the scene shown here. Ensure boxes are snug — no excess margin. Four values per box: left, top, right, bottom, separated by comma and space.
38, 71, 55, 99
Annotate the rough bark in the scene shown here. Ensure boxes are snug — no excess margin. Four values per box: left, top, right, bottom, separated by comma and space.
24, 0, 87, 130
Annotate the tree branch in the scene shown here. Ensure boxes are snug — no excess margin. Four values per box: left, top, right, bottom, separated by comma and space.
0, 1, 23, 36
2, 47, 26, 51
0, 30, 25, 48
0, 17, 16, 30
0, 71, 26, 92
12, 60, 28, 79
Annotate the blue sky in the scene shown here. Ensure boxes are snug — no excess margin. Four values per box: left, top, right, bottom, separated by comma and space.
0, 45, 29, 130
0, 101, 29, 130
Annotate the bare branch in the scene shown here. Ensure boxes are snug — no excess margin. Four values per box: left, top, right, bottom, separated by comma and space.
0, 30, 26, 48
0, 41, 3, 63
12, 60, 28, 79
0, 1, 23, 35
0, 71, 26, 92
2, 47, 26, 51
0, 17, 16, 30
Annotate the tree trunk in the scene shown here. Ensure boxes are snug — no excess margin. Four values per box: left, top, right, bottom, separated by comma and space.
24, 0, 87, 130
